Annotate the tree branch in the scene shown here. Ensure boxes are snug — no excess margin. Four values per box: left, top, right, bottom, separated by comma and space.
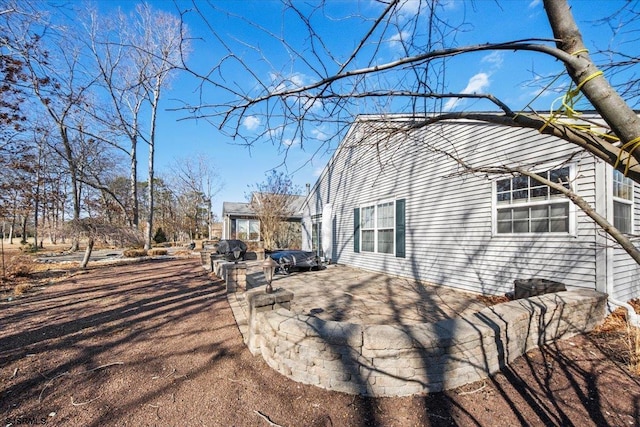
404, 111, 640, 183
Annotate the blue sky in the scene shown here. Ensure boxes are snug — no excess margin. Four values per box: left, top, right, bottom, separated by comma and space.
90, 0, 634, 218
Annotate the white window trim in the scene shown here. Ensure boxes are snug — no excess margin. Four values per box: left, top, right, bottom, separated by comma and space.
235, 218, 261, 241
492, 165, 577, 236
311, 214, 322, 256
612, 169, 634, 234
359, 199, 396, 254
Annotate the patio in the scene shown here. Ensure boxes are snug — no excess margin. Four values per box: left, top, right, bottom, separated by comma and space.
219, 260, 606, 397
243, 263, 489, 324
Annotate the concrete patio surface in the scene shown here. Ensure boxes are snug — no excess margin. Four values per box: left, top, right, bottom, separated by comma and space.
239, 262, 489, 325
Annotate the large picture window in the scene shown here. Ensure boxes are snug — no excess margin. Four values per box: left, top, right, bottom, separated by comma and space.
233, 218, 260, 241
360, 201, 395, 254
613, 169, 634, 234
495, 167, 571, 234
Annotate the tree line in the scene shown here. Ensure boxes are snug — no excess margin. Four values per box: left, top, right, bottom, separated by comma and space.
0, 1, 219, 250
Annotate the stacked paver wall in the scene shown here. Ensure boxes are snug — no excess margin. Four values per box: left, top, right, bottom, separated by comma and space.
247, 289, 606, 397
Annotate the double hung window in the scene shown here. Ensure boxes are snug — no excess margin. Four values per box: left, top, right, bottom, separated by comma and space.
360, 201, 395, 254
354, 199, 405, 257
495, 167, 571, 234
613, 170, 634, 234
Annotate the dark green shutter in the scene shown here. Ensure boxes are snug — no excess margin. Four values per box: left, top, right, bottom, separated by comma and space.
353, 207, 360, 253
395, 199, 405, 258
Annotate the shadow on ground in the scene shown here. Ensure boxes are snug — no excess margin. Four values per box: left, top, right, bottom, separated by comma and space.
1, 259, 638, 426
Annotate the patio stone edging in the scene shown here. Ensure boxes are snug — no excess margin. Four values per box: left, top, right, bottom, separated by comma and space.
246, 289, 607, 397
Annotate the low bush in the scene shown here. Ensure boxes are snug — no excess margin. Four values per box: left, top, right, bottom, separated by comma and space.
13, 283, 33, 295
122, 248, 148, 258
19, 243, 38, 253
148, 248, 168, 256
6, 255, 35, 277
593, 299, 640, 375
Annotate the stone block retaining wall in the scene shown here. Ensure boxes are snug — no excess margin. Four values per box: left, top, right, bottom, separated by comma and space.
247, 289, 606, 397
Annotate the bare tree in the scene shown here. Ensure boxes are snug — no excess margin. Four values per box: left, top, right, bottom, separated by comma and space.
192, 1, 638, 175
82, 4, 189, 230
168, 154, 223, 239
248, 171, 301, 250
592, 2, 640, 108
2, 2, 189, 251
123, 4, 190, 249
0, 1, 34, 142
68, 217, 141, 269
84, 7, 147, 228
4, 3, 102, 251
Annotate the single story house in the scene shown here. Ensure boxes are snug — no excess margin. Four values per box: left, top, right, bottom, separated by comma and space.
300, 114, 640, 303
222, 194, 306, 247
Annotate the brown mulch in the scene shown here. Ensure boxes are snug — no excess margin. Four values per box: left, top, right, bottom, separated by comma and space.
1, 258, 640, 426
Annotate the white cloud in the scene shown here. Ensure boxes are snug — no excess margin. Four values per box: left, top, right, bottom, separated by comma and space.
397, 0, 458, 15
301, 95, 323, 112
444, 72, 491, 111
528, 0, 542, 9
440, 0, 459, 10
242, 115, 261, 131
397, 0, 420, 15
289, 74, 305, 87
311, 128, 329, 141
388, 30, 410, 48
463, 72, 490, 93
283, 137, 299, 147
268, 127, 281, 139
270, 72, 308, 92
481, 51, 504, 68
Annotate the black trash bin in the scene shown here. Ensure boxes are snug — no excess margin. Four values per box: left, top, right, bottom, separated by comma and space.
513, 278, 566, 299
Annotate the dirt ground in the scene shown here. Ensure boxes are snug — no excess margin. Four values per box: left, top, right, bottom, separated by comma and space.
2, 256, 640, 426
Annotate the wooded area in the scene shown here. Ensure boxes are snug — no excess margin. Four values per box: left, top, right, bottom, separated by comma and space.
1, 1, 220, 250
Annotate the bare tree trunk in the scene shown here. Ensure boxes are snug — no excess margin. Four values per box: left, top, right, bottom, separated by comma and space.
208, 200, 212, 239
20, 215, 27, 245
517, 168, 640, 265
130, 141, 139, 227
58, 125, 82, 251
33, 143, 43, 251
8, 217, 14, 244
543, 0, 640, 167
145, 153, 154, 250
1, 228, 5, 280
144, 83, 161, 250
33, 206, 39, 249
80, 237, 94, 269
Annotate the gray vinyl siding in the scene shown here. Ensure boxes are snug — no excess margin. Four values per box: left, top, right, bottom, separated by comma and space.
303, 117, 600, 296
612, 177, 640, 301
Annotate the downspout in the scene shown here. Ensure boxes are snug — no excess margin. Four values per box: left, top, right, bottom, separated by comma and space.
608, 296, 640, 327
